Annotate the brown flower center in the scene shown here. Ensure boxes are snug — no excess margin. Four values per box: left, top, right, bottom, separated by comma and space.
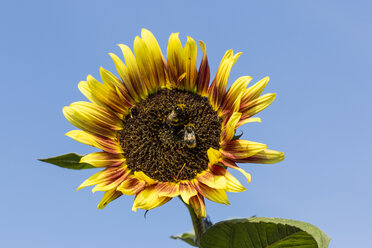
119, 89, 222, 182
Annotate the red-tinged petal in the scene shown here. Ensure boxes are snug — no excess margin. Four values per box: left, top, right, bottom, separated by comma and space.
63, 106, 116, 138
192, 180, 205, 197
80, 152, 125, 167
92, 169, 130, 193
97, 189, 122, 209
221, 139, 267, 160
236, 117, 261, 129
197, 182, 229, 205
196, 41, 210, 97
184, 36, 197, 91
196, 171, 214, 187
108, 52, 130, 86
77, 165, 128, 191
167, 33, 185, 84
69, 101, 123, 131
117, 175, 146, 195
108, 52, 138, 104
133, 171, 157, 185
134, 36, 158, 94
155, 182, 180, 198
221, 112, 242, 144
78, 80, 106, 108
132, 185, 171, 211
179, 181, 198, 204
197, 171, 226, 190
65, 130, 123, 154
98, 69, 133, 113
233, 149, 285, 164
240, 76, 270, 105
189, 194, 206, 218
220, 159, 251, 184
220, 76, 252, 117
141, 29, 167, 87
240, 93, 276, 119
208, 51, 241, 110
209, 164, 246, 192
119, 44, 148, 99
147, 195, 171, 210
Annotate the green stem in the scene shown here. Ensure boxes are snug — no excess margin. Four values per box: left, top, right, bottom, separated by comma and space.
180, 197, 206, 247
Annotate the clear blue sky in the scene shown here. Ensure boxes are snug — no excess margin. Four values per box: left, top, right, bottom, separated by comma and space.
1, 1, 371, 247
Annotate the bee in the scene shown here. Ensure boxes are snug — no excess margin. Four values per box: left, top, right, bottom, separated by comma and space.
184, 125, 196, 148
166, 106, 181, 126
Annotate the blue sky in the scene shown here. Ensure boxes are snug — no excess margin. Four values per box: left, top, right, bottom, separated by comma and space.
1, 0, 371, 247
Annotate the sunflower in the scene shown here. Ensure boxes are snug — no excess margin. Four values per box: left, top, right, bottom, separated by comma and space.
63, 29, 284, 218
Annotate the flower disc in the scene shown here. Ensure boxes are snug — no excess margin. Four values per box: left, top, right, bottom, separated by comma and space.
119, 89, 222, 182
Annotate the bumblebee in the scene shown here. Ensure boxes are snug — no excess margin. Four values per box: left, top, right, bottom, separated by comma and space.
184, 125, 196, 148
166, 106, 181, 126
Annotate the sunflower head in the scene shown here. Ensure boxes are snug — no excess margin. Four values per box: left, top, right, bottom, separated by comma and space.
63, 29, 284, 218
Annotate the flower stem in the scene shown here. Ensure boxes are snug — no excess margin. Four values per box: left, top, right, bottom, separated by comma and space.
180, 197, 206, 247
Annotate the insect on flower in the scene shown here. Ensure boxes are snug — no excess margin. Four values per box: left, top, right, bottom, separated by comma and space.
184, 125, 197, 148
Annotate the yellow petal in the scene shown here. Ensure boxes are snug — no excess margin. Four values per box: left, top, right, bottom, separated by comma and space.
108, 53, 130, 85
97, 189, 122, 209
132, 185, 171, 211
117, 175, 146, 195
118, 44, 148, 99
207, 147, 221, 165
133, 171, 157, 185
179, 181, 197, 204
220, 76, 252, 116
221, 112, 242, 143
155, 182, 180, 198
65, 130, 123, 154
77, 166, 127, 191
236, 117, 262, 128
241, 76, 270, 104
197, 171, 227, 190
208, 51, 242, 110
92, 169, 130, 193
184, 36, 197, 91
189, 194, 206, 218
221, 139, 268, 160
241, 93, 276, 118
232, 167, 251, 184
69, 101, 123, 131
224, 172, 246, 192
167, 33, 185, 84
134, 36, 158, 93
78, 80, 106, 107
86, 73, 129, 116
197, 182, 230, 205
63, 106, 115, 138
209, 165, 246, 193
80, 152, 125, 167
98, 68, 123, 93
220, 159, 251, 184
141, 29, 166, 87
77, 171, 102, 190
234, 149, 285, 164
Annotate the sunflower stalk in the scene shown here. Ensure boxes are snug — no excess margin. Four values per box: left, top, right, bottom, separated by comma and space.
180, 197, 208, 247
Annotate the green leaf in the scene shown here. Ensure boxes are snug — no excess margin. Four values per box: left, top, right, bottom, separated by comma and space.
232, 130, 243, 140
171, 232, 197, 247
38, 153, 96, 170
200, 217, 330, 248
